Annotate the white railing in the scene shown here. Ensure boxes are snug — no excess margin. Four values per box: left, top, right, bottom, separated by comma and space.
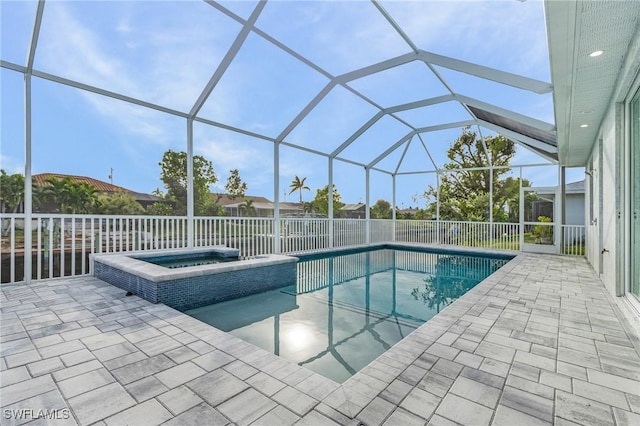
395, 220, 520, 250
0, 214, 584, 284
333, 219, 366, 248
280, 218, 329, 253
395, 220, 439, 244
370, 219, 394, 243
562, 225, 586, 256
0, 214, 188, 284
492, 222, 521, 251
194, 217, 274, 256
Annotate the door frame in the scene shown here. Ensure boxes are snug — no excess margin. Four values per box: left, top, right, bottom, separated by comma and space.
520, 186, 559, 254
624, 79, 640, 310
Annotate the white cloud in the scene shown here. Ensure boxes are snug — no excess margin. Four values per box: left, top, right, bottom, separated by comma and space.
256, 1, 411, 75
26, 0, 555, 207
34, 1, 239, 142
380, 0, 550, 80
0, 155, 23, 175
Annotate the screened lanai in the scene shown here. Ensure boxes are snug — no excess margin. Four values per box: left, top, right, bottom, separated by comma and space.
1, 0, 586, 285
3, 2, 640, 425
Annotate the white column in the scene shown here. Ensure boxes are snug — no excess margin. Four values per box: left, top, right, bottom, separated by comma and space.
519, 167, 524, 250
186, 119, 194, 248
24, 74, 33, 283
489, 166, 494, 248
365, 167, 370, 244
556, 164, 564, 254
273, 143, 281, 254
436, 171, 441, 244
392, 174, 397, 242
328, 158, 334, 248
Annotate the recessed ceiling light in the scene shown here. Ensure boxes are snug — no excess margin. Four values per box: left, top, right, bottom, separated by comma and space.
580, 109, 594, 114
580, 124, 589, 128
589, 50, 604, 57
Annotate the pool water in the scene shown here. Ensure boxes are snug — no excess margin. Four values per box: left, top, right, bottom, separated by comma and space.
186, 248, 510, 383
140, 252, 238, 268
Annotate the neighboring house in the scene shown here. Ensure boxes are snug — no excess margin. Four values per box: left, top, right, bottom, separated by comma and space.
397, 207, 420, 218
215, 194, 313, 217
532, 180, 585, 226
339, 203, 366, 219
32, 173, 166, 211
215, 194, 367, 218
279, 202, 306, 217
214, 194, 273, 217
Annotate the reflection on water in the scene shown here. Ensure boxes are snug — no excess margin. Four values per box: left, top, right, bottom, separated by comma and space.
410, 253, 509, 312
186, 249, 510, 383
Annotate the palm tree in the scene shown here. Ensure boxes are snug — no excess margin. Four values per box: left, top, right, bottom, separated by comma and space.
238, 198, 256, 217
43, 177, 98, 213
44, 177, 73, 213
302, 201, 314, 215
289, 176, 310, 203
66, 182, 98, 214
0, 170, 24, 237
0, 170, 24, 214
32, 183, 48, 212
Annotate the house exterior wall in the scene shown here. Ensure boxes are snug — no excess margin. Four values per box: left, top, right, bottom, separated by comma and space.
587, 96, 623, 296
565, 194, 585, 226
602, 107, 620, 295
586, 144, 601, 276
585, 38, 640, 298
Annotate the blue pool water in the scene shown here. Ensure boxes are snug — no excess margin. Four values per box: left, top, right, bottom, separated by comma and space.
186, 248, 511, 383
140, 252, 238, 268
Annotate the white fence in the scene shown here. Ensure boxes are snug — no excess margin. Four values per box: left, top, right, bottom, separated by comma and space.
561, 225, 586, 256
194, 217, 275, 256
0, 214, 585, 284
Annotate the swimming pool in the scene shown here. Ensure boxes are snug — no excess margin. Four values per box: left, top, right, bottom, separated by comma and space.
140, 252, 239, 268
186, 247, 511, 383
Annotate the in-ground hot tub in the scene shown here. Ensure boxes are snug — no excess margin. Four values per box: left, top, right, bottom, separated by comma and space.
92, 247, 298, 311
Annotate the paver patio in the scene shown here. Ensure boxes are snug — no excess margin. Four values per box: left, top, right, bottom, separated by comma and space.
2, 252, 640, 425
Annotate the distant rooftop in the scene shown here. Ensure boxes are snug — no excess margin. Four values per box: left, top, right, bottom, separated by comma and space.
533, 179, 585, 195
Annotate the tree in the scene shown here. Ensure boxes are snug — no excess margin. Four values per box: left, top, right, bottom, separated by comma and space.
146, 201, 174, 216
238, 198, 256, 217
224, 169, 247, 200
66, 181, 98, 214
32, 184, 48, 212
0, 170, 24, 213
289, 176, 310, 203
96, 192, 144, 215
159, 150, 218, 216
311, 185, 344, 217
41, 177, 99, 214
302, 201, 314, 214
370, 199, 392, 219
144, 189, 176, 216
1, 170, 24, 237
423, 127, 526, 222
43, 176, 73, 213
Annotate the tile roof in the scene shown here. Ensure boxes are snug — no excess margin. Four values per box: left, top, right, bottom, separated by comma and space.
32, 173, 164, 203
214, 194, 273, 206
32, 173, 129, 193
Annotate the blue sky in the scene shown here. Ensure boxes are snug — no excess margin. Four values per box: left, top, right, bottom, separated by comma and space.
1, 0, 584, 208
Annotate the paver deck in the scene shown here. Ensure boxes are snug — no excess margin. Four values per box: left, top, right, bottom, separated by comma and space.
2, 252, 640, 425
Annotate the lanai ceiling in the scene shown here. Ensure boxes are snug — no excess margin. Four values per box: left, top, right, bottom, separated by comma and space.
1, 0, 561, 178
546, 0, 640, 166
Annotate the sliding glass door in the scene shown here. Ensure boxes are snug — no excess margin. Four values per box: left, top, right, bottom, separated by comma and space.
631, 87, 640, 301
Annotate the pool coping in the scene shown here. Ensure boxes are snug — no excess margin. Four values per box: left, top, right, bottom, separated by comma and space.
339, 245, 522, 378
4, 245, 640, 425
181, 243, 521, 389
91, 247, 298, 283
291, 242, 517, 261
